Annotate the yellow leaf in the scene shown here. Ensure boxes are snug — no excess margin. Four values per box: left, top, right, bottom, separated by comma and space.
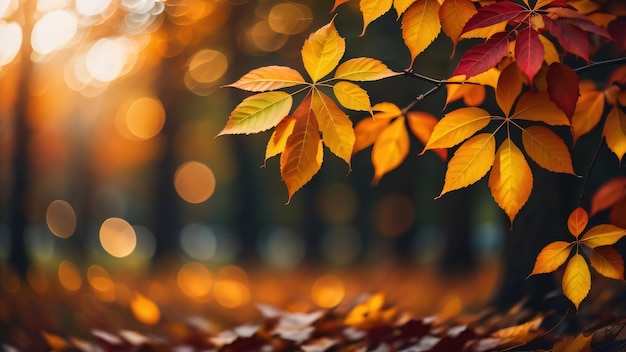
572, 87, 604, 143
265, 116, 296, 163
496, 63, 524, 116
533, 0, 555, 9
553, 332, 593, 352
581, 224, 626, 248
280, 94, 323, 202
372, 101, 402, 118
562, 253, 591, 310
447, 68, 500, 89
461, 21, 507, 39
529, 241, 573, 276
401, 0, 441, 66
334, 57, 400, 81
393, 0, 416, 17
489, 317, 543, 350
226, 66, 307, 92
311, 88, 355, 165
512, 91, 571, 126
589, 246, 625, 281
302, 20, 345, 83
407, 111, 448, 160
439, 133, 495, 197
372, 116, 410, 184
446, 83, 485, 107
220, 91, 293, 135
439, 0, 477, 54
423, 107, 491, 151
489, 138, 533, 225
603, 105, 626, 163
521, 125, 576, 174
360, 0, 393, 36
332, 81, 373, 113
353, 117, 391, 154
345, 293, 388, 326
567, 207, 588, 238
539, 34, 560, 65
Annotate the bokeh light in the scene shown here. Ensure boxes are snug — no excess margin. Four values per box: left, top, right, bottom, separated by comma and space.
376, 193, 415, 237
46, 200, 77, 238
27, 265, 49, 295
180, 223, 217, 261
316, 183, 358, 224
188, 49, 228, 84
86, 37, 134, 82
0, 0, 18, 18
177, 261, 213, 298
31, 10, 78, 55
311, 274, 345, 308
75, 0, 112, 16
268, 3, 312, 35
174, 161, 216, 204
87, 265, 115, 302
124, 97, 165, 140
247, 20, 288, 53
58, 260, 82, 292
0, 21, 21, 66
99, 217, 137, 258
130, 293, 160, 325
213, 279, 250, 308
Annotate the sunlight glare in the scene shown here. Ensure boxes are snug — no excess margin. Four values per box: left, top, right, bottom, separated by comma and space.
174, 161, 216, 204
0, 0, 18, 18
75, 0, 112, 16
0, 21, 21, 66
86, 37, 133, 82
46, 200, 77, 239
125, 97, 165, 140
31, 10, 77, 55
99, 217, 137, 258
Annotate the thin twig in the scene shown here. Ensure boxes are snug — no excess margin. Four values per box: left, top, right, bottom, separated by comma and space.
573, 56, 626, 74
578, 136, 604, 206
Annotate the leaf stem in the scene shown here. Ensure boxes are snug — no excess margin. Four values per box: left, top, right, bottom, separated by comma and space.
578, 136, 604, 206
401, 84, 442, 115
573, 57, 626, 74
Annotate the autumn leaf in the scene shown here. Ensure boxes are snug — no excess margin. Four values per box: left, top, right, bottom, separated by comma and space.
489, 138, 533, 225
529, 241, 573, 276
393, 0, 416, 17
547, 63, 580, 119
402, 0, 441, 67
353, 116, 391, 154
543, 17, 589, 62
461, 1, 524, 35
359, 0, 392, 36
226, 66, 307, 92
562, 253, 590, 310
439, 0, 477, 55
496, 63, 525, 116
572, 86, 604, 143
372, 116, 410, 184
539, 34, 560, 65
567, 207, 588, 238
332, 81, 373, 113
422, 107, 491, 151
407, 111, 448, 161
590, 177, 626, 216
487, 316, 543, 351
220, 91, 293, 135
438, 133, 495, 197
452, 32, 510, 79
515, 27, 544, 85
552, 332, 593, 352
446, 83, 486, 107
344, 293, 395, 326
333, 57, 400, 81
311, 88, 355, 165
521, 125, 575, 175
603, 105, 626, 163
512, 91, 570, 126
331, 0, 350, 12
302, 20, 345, 83
589, 246, 625, 281
280, 94, 323, 202
265, 116, 296, 163
580, 224, 626, 248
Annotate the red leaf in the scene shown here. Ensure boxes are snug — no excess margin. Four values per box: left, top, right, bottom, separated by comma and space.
462, 1, 525, 34
543, 17, 589, 62
515, 27, 544, 85
608, 18, 626, 53
547, 63, 580, 119
452, 32, 510, 79
330, 0, 350, 12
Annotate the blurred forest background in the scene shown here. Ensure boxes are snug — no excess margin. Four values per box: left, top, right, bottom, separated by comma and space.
1, 0, 625, 344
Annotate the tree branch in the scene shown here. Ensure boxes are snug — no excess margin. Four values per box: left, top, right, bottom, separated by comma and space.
573, 56, 626, 74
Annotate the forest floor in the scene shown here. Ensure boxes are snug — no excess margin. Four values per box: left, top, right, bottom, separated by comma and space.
1, 261, 626, 351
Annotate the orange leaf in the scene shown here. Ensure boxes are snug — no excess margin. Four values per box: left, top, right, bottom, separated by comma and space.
581, 224, 626, 248
489, 138, 533, 225
539, 34, 560, 65
265, 116, 296, 163
372, 116, 410, 184
512, 91, 570, 126
446, 83, 486, 107
572, 88, 604, 143
562, 253, 590, 310
311, 88, 355, 165
393, 0, 416, 17
280, 94, 323, 202
438, 133, 495, 197
496, 63, 525, 116
521, 125, 576, 174
302, 20, 345, 82
589, 246, 625, 281
590, 177, 626, 216
422, 107, 491, 151
602, 105, 626, 163
402, 0, 441, 67
372, 101, 402, 118
226, 66, 307, 92
439, 0, 477, 54
334, 57, 400, 81
42, 331, 70, 350
220, 91, 293, 135
353, 116, 391, 155
567, 207, 588, 238
332, 81, 372, 113
407, 111, 448, 161
529, 241, 573, 276
359, 0, 393, 36
331, 0, 351, 12
553, 332, 593, 352
488, 316, 543, 350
